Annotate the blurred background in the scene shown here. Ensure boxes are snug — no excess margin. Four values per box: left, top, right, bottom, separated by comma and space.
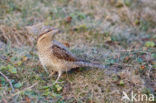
0, 0, 155, 102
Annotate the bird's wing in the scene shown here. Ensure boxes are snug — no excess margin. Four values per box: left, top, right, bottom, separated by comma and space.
51, 41, 78, 62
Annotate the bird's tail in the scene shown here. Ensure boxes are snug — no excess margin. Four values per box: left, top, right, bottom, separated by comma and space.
75, 61, 106, 69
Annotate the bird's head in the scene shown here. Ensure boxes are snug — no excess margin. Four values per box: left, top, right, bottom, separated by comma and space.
37, 27, 61, 44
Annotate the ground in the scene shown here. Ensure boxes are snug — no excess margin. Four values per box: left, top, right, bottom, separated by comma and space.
0, 0, 155, 103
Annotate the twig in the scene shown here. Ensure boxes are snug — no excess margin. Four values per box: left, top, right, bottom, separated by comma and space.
112, 63, 133, 67
10, 82, 38, 98
2, 98, 8, 103
114, 49, 155, 54
0, 71, 15, 93
1, 81, 38, 102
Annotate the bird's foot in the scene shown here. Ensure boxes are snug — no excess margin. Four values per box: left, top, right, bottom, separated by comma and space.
48, 71, 56, 78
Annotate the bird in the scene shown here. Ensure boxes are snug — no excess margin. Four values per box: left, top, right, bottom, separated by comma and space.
36, 27, 105, 83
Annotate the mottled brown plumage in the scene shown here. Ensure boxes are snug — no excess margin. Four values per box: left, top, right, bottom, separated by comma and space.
37, 27, 105, 83
52, 44, 77, 62
37, 27, 55, 40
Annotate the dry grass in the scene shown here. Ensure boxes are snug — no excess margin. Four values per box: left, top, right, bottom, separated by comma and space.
0, 0, 155, 102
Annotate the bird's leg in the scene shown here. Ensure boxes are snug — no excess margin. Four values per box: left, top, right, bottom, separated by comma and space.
54, 71, 62, 84
48, 71, 56, 78
43, 65, 48, 73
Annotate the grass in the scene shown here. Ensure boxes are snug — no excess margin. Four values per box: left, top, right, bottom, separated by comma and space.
0, 0, 156, 102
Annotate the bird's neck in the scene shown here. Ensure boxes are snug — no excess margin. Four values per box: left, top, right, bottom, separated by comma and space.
37, 38, 52, 52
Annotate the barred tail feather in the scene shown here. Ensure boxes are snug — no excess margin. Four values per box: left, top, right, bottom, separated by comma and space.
75, 61, 106, 69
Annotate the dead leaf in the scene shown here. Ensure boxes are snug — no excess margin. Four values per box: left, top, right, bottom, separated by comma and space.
25, 96, 31, 103
65, 16, 72, 23
63, 42, 70, 48
140, 65, 145, 70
